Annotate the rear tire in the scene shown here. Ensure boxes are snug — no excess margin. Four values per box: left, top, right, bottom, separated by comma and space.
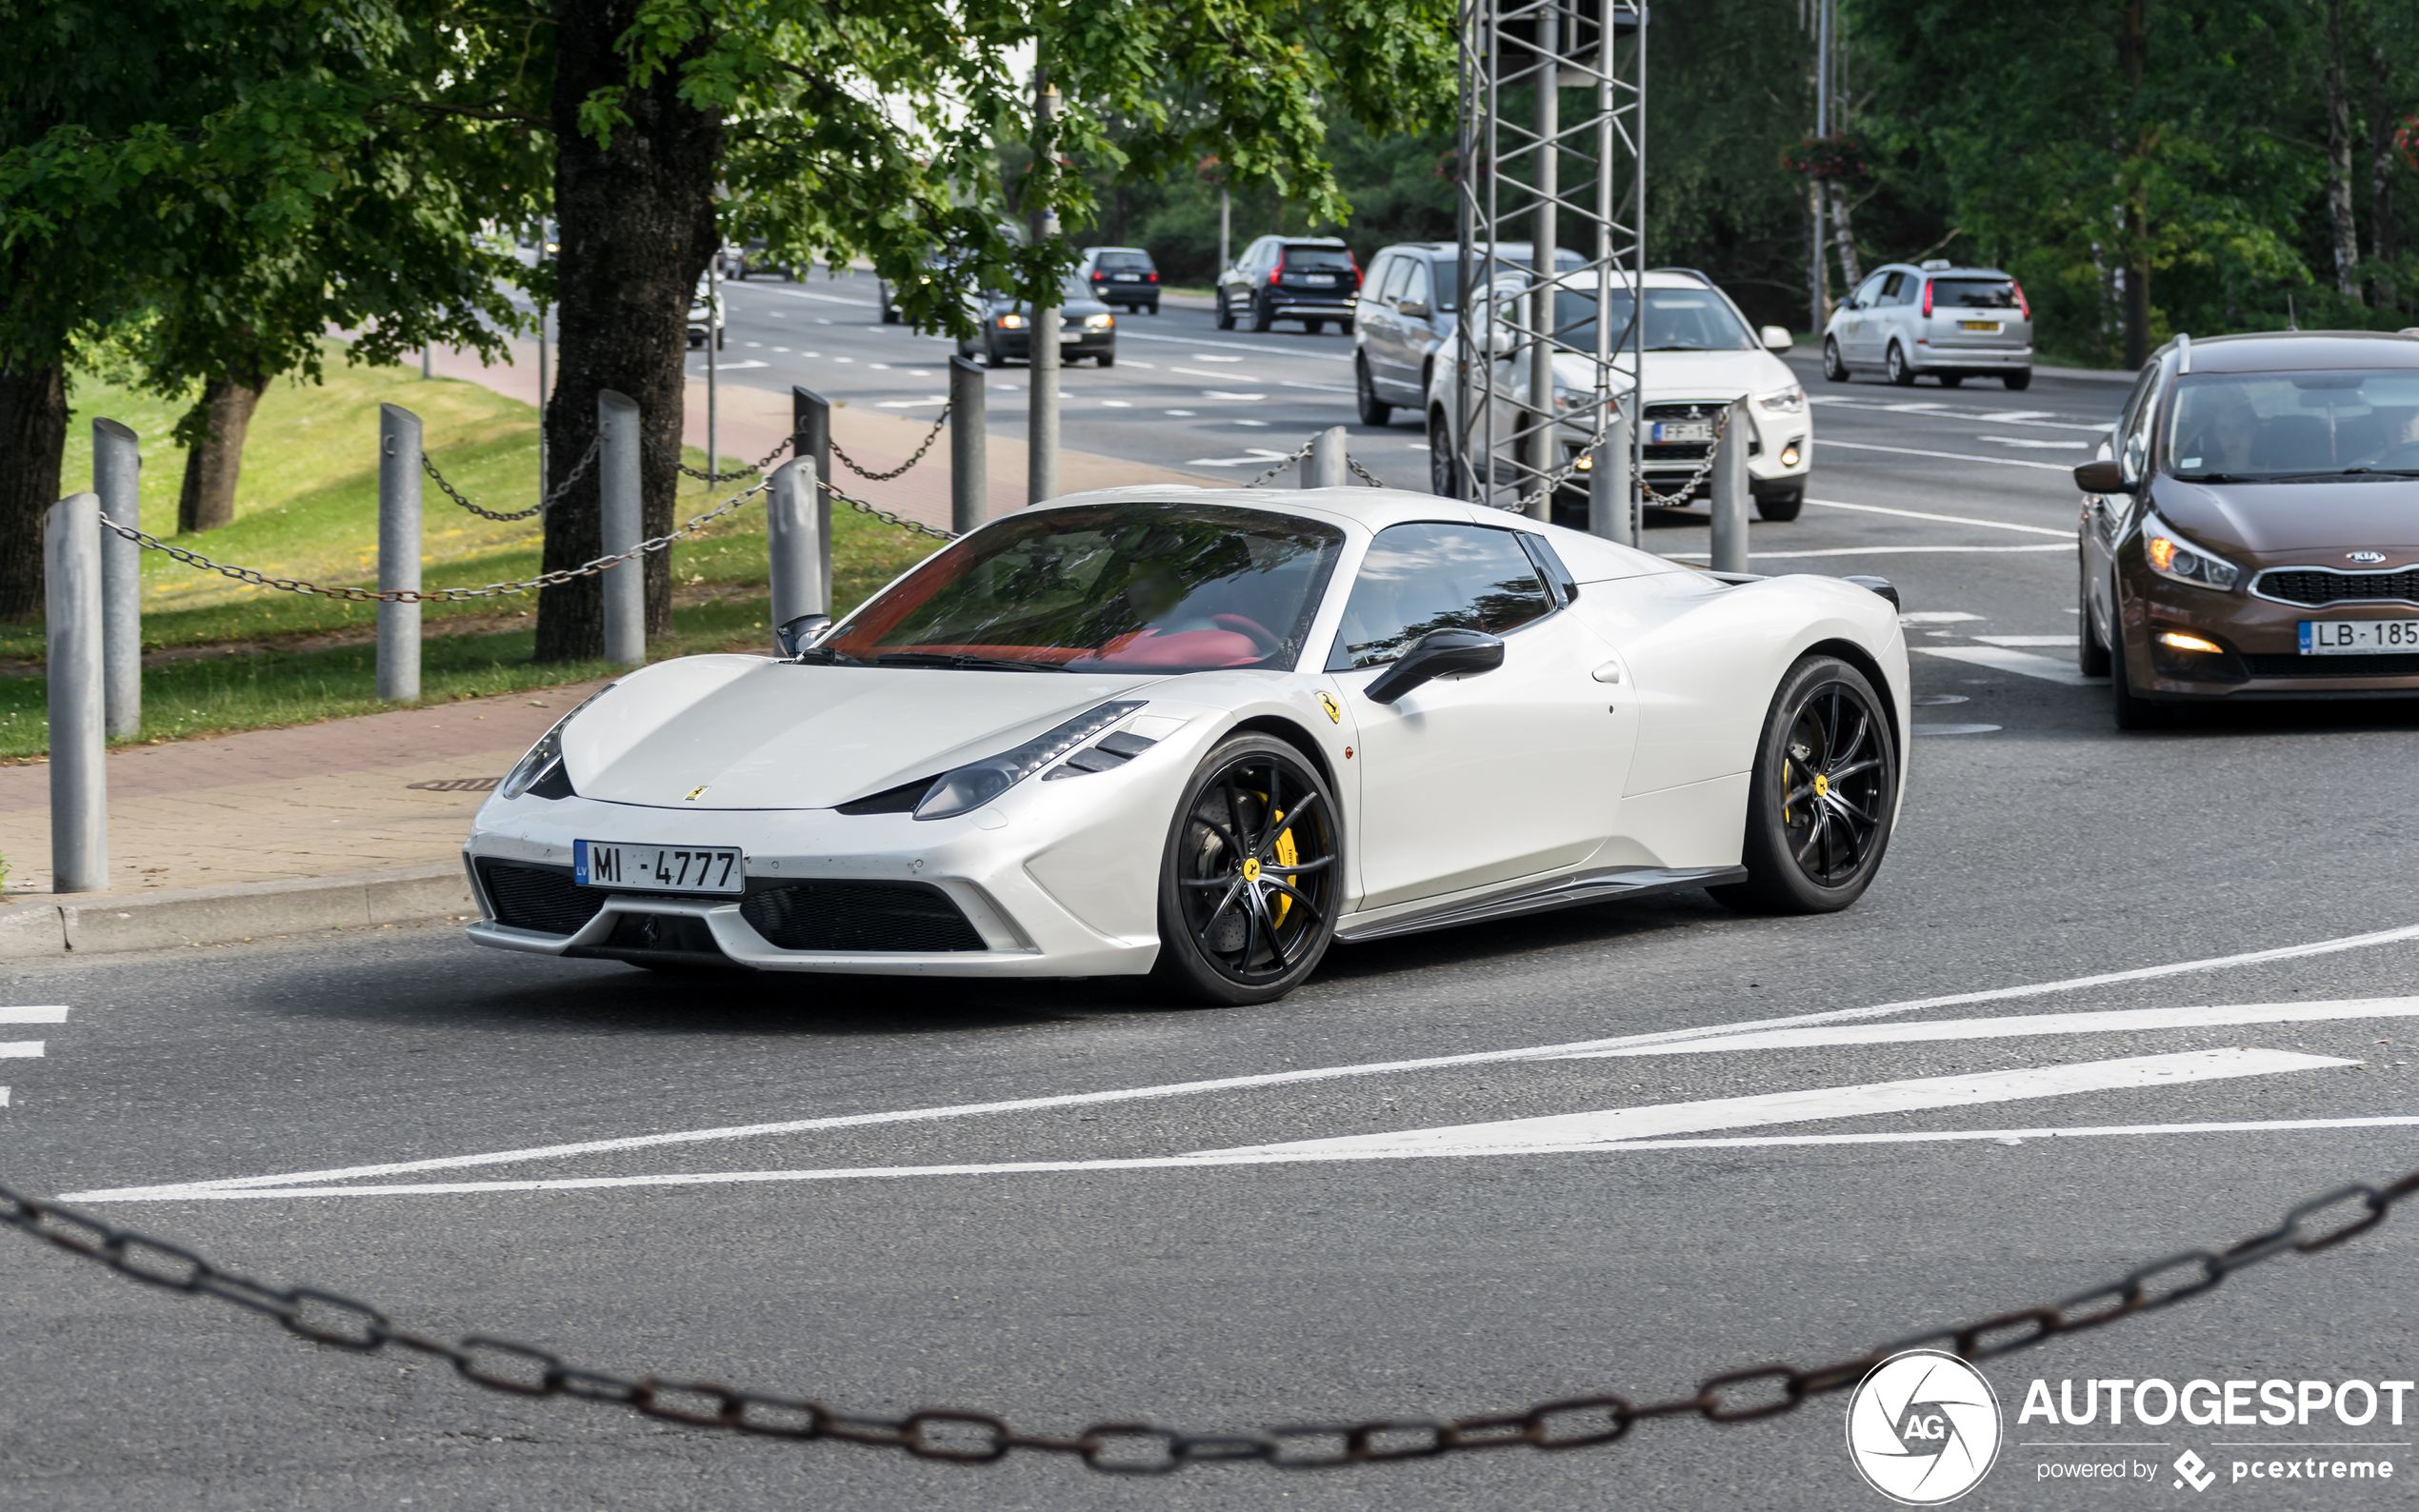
1304, 318, 1325, 335
1939, 373, 1964, 388
1150, 735, 1341, 1006
2078, 564, 2112, 677
1754, 489, 1804, 523
2004, 368, 2032, 391
1710, 656, 1898, 915
1822, 338, 1848, 382
1355, 357, 1392, 427
1886, 343, 1915, 387
1427, 410, 1462, 498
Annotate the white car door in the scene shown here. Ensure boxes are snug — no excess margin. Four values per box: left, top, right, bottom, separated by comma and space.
1329, 522, 1632, 910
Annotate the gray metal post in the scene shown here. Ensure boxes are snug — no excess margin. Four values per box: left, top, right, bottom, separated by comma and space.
949, 355, 987, 534
92, 419, 141, 736
1029, 71, 1061, 506
705, 260, 719, 485
46, 492, 106, 892
1589, 401, 1632, 545
791, 386, 833, 605
766, 461, 829, 647
1524, 2, 1560, 523
376, 404, 423, 701
1709, 399, 1750, 573
597, 388, 645, 666
1304, 426, 1349, 488
1218, 184, 1230, 273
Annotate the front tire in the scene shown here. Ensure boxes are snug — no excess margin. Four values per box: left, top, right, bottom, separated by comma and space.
1355, 356, 1393, 427
1886, 343, 1915, 387
1427, 410, 1462, 498
1822, 338, 1849, 382
1096, 351, 1115, 368
1754, 488, 1804, 522
1939, 373, 1964, 388
1249, 295, 1273, 333
1710, 656, 1898, 915
2078, 564, 2112, 677
1215, 294, 1235, 330
2110, 628, 2175, 730
1150, 736, 1342, 1006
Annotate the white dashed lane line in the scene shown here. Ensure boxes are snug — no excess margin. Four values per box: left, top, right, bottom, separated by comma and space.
0, 1005, 69, 1108
1916, 644, 2102, 686
1809, 498, 2069, 537
1813, 438, 2079, 471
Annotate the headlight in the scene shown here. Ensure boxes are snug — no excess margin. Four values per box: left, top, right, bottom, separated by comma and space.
1084, 312, 1114, 328
1757, 384, 1807, 412
997, 313, 1027, 329
914, 701, 1148, 822
1549, 386, 1594, 414
2140, 510, 2241, 590
498, 686, 615, 800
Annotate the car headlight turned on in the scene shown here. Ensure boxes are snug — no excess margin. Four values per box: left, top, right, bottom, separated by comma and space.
997, 313, 1027, 329
1083, 312, 1114, 328
1757, 384, 1807, 413
498, 686, 616, 800
1779, 441, 1803, 467
2141, 510, 2242, 590
914, 701, 1149, 821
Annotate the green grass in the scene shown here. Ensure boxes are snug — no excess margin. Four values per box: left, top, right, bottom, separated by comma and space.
5, 343, 944, 759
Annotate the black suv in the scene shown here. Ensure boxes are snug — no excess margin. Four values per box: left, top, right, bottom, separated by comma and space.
1077, 247, 1161, 313
1216, 236, 1361, 333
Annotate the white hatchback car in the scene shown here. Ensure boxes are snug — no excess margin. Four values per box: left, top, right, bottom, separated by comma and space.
1822, 260, 2033, 389
1425, 269, 1811, 522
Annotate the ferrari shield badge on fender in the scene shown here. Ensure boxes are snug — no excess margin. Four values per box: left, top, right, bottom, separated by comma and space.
1317, 691, 1341, 724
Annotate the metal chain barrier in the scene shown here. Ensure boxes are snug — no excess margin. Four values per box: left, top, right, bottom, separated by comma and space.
830, 406, 950, 483
421, 434, 601, 524
1636, 407, 1731, 507
4, 1161, 2412, 1474
1345, 456, 1389, 488
97, 468, 772, 606
654, 433, 797, 486
820, 477, 959, 543
1242, 437, 1317, 488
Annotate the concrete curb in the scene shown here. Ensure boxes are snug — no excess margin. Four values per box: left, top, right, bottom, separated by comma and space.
0, 863, 473, 959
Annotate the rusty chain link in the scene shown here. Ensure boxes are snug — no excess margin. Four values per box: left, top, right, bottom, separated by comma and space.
5, 1160, 2413, 1474
831, 405, 951, 483
421, 434, 601, 523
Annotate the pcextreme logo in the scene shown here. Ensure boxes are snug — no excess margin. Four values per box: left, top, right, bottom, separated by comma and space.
1846, 1350, 2004, 1504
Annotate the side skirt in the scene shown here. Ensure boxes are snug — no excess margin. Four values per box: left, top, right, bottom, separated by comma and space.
1333, 865, 1748, 945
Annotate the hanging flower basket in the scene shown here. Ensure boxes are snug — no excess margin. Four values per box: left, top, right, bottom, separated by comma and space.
1783, 133, 1870, 182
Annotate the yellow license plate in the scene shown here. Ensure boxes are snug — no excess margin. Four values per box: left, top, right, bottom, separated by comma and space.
1960, 321, 1998, 331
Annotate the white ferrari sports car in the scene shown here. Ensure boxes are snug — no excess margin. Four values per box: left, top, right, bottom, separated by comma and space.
464, 487, 1909, 1005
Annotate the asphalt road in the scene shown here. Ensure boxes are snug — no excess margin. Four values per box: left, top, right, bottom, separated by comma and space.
8, 310, 2419, 1510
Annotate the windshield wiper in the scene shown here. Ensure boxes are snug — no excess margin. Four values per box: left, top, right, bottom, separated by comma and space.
2172, 471, 2249, 483
870, 652, 1064, 672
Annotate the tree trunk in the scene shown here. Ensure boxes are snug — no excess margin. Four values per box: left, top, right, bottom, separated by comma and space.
2117, 0, 2151, 368
0, 361, 66, 622
1825, 179, 1863, 288
2322, 0, 2360, 299
175, 375, 268, 532
535, 0, 722, 663
2369, 32, 2396, 308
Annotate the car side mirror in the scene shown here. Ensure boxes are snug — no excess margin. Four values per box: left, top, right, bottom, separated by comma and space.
1761, 326, 1793, 352
773, 613, 830, 659
2071, 459, 2134, 494
1396, 298, 1430, 319
1362, 627, 1507, 704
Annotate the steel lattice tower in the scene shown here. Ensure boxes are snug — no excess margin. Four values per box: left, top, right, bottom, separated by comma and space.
1449, 0, 1647, 531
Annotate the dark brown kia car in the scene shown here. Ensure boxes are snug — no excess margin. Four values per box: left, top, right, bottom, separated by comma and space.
2075, 330, 2419, 727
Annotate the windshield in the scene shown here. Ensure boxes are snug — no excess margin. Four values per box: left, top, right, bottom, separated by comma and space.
823, 503, 1346, 672
2168, 370, 2419, 480
1496, 287, 1755, 352
1929, 278, 2020, 308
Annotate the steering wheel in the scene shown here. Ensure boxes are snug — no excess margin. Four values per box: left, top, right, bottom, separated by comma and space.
1210, 614, 1282, 655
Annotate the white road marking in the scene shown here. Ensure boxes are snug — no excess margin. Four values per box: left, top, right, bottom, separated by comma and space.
1813, 438, 2076, 471
0, 1043, 42, 1059
1916, 645, 2101, 686
1164, 409, 1196, 416
1915, 724, 2001, 735
1979, 435, 2089, 449
1971, 634, 2078, 647
1213, 1050, 2351, 1158
1101, 400, 1132, 408
1190, 354, 1245, 362
1279, 381, 1358, 395
1119, 330, 1351, 361
0, 1006, 69, 1023
1236, 419, 1271, 428
66, 923, 2419, 1204
753, 288, 872, 307
1666, 546, 2069, 560
1203, 391, 1267, 401
874, 398, 948, 408
1170, 367, 1247, 380
1185, 455, 1284, 467
1124, 360, 1156, 368
1809, 397, 2110, 432
1809, 498, 2069, 537
1973, 409, 2055, 422
1899, 611, 1985, 624
1548, 997, 2419, 1059
686, 359, 768, 371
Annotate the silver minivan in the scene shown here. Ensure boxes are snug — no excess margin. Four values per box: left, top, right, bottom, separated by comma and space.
1821, 259, 2033, 389
1354, 242, 1583, 425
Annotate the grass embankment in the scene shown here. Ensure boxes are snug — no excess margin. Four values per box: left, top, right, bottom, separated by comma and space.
5, 347, 940, 759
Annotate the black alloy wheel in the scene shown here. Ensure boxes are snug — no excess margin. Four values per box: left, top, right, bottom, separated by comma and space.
1249, 294, 1274, 333
1356, 356, 1392, 427
2077, 563, 2112, 677
1822, 338, 1848, 382
1712, 655, 1898, 914
1427, 410, 1463, 498
1885, 343, 1915, 387
1152, 735, 1342, 1005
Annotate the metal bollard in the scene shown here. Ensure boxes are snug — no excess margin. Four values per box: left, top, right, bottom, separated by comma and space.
949, 355, 986, 535
92, 418, 141, 735
766, 460, 829, 649
46, 492, 107, 892
1709, 398, 1750, 574
597, 389, 645, 666
1304, 426, 1349, 488
790, 386, 833, 601
1589, 401, 1632, 546
376, 404, 423, 700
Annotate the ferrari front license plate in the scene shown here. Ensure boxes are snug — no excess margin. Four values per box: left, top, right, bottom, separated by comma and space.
2300, 619, 2419, 653
574, 840, 744, 893
1651, 421, 1713, 443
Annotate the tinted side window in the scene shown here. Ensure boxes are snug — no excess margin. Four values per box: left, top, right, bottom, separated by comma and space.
1852, 273, 1888, 308
1878, 271, 1909, 306
1401, 259, 1432, 308
1327, 523, 1555, 670
1374, 254, 1409, 302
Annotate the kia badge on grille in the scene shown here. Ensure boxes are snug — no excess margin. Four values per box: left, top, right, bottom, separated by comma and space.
2348, 550, 2388, 564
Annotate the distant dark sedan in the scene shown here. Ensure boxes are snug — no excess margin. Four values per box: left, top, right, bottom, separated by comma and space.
957, 279, 1117, 368
2075, 329, 2419, 727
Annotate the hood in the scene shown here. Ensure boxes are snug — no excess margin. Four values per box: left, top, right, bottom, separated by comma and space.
1626, 348, 1797, 403
561, 657, 1160, 809
2149, 476, 2419, 558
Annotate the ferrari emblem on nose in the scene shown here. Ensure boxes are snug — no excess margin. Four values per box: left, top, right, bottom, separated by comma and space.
1317, 691, 1341, 724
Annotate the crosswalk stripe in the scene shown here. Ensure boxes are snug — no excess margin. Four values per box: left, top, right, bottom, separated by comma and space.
1547, 998, 2419, 1059
0, 1006, 70, 1024
1915, 644, 2102, 686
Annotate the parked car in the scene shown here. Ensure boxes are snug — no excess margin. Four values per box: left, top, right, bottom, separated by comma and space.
1216, 236, 1361, 333
1076, 247, 1161, 313
464, 489, 1907, 1004
954, 278, 1117, 367
1823, 259, 2033, 389
2074, 329, 2419, 727
1425, 269, 1812, 523
1353, 241, 1584, 426
687, 277, 724, 348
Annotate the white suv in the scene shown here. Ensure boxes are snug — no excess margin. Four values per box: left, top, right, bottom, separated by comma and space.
1424, 269, 1811, 522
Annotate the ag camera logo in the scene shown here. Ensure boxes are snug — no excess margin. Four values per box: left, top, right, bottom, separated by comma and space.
1846, 1350, 2004, 1504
